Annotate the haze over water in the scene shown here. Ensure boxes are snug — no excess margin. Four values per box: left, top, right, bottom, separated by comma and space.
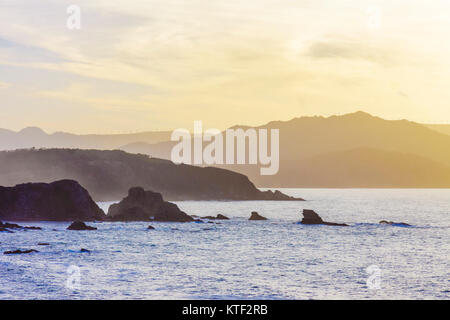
1, 189, 448, 300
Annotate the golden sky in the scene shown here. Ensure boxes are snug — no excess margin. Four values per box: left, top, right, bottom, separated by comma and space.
0, 0, 449, 133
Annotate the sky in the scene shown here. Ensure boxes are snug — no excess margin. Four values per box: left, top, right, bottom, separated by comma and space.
0, 0, 449, 134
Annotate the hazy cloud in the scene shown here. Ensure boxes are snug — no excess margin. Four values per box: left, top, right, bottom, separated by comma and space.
0, 81, 10, 89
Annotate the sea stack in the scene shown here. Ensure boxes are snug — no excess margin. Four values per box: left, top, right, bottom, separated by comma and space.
300, 209, 348, 226
107, 187, 193, 222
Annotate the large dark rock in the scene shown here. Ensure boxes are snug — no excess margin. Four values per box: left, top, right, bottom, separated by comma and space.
107, 187, 193, 222
67, 221, 97, 230
0, 180, 105, 221
249, 211, 268, 220
300, 209, 348, 226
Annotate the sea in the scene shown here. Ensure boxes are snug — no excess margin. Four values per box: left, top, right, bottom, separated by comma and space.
0, 189, 449, 300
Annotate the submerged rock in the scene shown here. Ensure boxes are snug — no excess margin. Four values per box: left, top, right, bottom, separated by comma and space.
249, 212, 268, 221
37, 242, 50, 246
147, 225, 155, 230
67, 221, 97, 230
107, 187, 193, 222
0, 180, 105, 221
379, 220, 410, 226
300, 209, 348, 226
4, 249, 39, 255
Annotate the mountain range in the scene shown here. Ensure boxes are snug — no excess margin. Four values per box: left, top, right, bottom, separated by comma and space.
2, 111, 450, 188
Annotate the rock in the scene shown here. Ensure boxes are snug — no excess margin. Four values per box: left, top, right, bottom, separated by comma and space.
0, 221, 42, 231
0, 222, 22, 229
109, 206, 151, 221
147, 225, 155, 230
202, 214, 230, 220
259, 189, 305, 201
4, 249, 39, 255
0, 180, 105, 221
38, 243, 50, 246
107, 187, 193, 222
379, 220, 410, 226
67, 221, 97, 230
24, 226, 42, 230
300, 209, 348, 226
249, 211, 268, 220
80, 248, 90, 253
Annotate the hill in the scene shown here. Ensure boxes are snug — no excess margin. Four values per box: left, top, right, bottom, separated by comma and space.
0, 149, 301, 201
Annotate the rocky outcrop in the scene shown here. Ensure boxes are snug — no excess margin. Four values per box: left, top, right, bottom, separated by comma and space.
379, 220, 410, 226
259, 190, 303, 201
4, 249, 39, 255
0, 180, 105, 221
300, 209, 348, 226
249, 212, 267, 221
107, 187, 193, 222
0, 221, 42, 232
202, 214, 230, 220
67, 221, 97, 230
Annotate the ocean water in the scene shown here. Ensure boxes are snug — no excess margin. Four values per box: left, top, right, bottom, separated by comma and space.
0, 189, 449, 300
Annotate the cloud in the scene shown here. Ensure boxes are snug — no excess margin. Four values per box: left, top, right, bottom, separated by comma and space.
0, 81, 10, 89
303, 37, 396, 65
0, 0, 450, 132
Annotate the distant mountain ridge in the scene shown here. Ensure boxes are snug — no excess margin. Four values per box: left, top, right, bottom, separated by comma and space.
119, 111, 450, 188
0, 127, 172, 150
2, 112, 450, 188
